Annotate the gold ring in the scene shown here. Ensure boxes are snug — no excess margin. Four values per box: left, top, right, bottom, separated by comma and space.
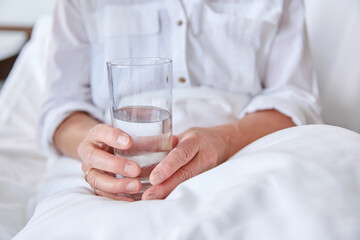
84, 168, 95, 183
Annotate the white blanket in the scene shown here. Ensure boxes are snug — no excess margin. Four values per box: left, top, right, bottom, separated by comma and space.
13, 125, 360, 240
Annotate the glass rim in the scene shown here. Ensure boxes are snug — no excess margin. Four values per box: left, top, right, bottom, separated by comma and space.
106, 57, 172, 68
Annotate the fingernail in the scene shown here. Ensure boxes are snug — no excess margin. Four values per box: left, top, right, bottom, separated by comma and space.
151, 172, 163, 185
124, 163, 138, 176
146, 193, 157, 200
126, 182, 138, 192
118, 134, 129, 146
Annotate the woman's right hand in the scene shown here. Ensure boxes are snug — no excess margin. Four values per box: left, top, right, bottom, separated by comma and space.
77, 123, 142, 201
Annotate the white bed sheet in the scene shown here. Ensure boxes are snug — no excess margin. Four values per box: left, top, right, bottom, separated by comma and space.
13, 125, 360, 240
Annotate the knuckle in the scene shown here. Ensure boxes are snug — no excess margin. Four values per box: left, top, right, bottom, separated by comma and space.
92, 124, 105, 140
192, 132, 205, 143
108, 157, 121, 173
175, 146, 191, 164
185, 129, 205, 144
110, 129, 121, 145
94, 189, 104, 197
150, 185, 167, 199
189, 128, 204, 138
177, 168, 192, 181
158, 161, 172, 176
85, 149, 97, 167
107, 181, 119, 193
90, 174, 100, 190
207, 150, 218, 168
188, 127, 200, 133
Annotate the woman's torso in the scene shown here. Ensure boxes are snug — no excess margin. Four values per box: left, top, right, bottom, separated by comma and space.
75, 0, 284, 111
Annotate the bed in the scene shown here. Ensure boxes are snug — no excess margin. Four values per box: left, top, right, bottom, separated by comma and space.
1, 1, 360, 239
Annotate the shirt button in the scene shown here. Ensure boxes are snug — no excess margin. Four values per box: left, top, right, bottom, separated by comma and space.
177, 20, 183, 26
178, 77, 186, 83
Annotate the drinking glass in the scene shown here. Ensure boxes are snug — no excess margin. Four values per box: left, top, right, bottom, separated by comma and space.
107, 58, 173, 200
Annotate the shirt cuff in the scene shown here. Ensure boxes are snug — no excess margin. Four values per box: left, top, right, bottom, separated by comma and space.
38, 101, 104, 157
239, 92, 322, 126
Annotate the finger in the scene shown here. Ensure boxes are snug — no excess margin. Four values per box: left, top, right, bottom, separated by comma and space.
93, 189, 135, 202
89, 124, 132, 150
172, 135, 179, 148
86, 169, 142, 194
143, 147, 219, 200
80, 147, 140, 177
120, 134, 178, 157
142, 158, 199, 200
149, 135, 200, 185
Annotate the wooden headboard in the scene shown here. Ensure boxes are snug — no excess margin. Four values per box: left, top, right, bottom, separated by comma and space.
0, 26, 32, 80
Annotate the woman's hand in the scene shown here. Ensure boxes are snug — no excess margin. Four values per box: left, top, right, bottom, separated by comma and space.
142, 127, 229, 200
141, 110, 295, 200
77, 124, 142, 201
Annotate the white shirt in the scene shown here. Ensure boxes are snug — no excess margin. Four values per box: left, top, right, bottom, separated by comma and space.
40, 0, 321, 154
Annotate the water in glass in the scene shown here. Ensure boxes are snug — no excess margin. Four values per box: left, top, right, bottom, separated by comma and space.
112, 106, 172, 199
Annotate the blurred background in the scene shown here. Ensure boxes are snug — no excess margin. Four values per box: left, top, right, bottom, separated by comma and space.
0, 0, 359, 132
0, 0, 56, 86
304, 0, 360, 133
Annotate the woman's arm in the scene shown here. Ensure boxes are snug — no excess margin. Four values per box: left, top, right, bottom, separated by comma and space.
218, 109, 296, 161
142, 109, 295, 200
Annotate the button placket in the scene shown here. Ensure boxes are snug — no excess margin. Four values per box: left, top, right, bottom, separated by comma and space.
171, 1, 190, 87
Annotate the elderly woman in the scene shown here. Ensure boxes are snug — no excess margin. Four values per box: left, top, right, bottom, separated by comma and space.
39, 0, 320, 201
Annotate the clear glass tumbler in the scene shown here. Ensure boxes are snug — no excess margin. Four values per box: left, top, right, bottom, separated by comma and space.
107, 58, 173, 200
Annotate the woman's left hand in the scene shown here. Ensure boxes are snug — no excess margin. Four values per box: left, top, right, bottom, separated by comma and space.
142, 127, 229, 200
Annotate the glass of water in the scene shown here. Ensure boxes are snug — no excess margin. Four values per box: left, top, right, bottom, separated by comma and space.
107, 58, 173, 200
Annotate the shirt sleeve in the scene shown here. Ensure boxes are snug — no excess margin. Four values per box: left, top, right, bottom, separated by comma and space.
38, 0, 103, 156
240, 0, 322, 125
